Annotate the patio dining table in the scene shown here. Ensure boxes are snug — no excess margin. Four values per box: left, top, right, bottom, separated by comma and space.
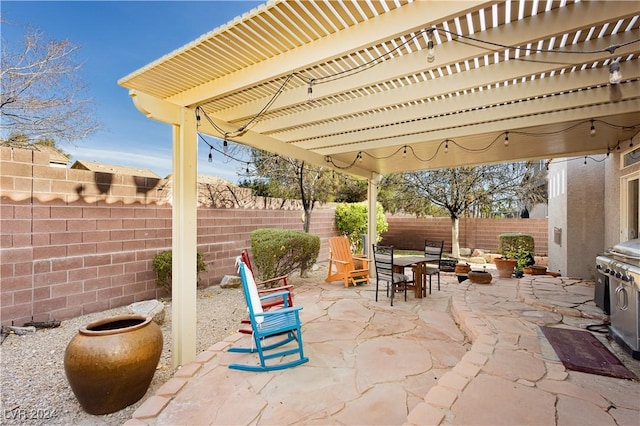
393, 256, 433, 299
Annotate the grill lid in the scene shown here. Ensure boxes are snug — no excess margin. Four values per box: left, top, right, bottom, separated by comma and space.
607, 238, 640, 260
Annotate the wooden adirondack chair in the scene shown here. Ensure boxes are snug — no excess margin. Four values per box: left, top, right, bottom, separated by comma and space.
325, 236, 370, 287
228, 260, 308, 372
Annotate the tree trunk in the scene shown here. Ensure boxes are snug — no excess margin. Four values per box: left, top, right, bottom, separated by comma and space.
450, 217, 460, 258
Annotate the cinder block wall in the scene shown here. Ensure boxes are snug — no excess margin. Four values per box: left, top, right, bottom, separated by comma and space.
382, 215, 548, 255
2, 145, 548, 326
0, 146, 337, 326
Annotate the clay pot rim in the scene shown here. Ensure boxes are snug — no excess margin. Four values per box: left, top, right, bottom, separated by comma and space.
79, 314, 151, 336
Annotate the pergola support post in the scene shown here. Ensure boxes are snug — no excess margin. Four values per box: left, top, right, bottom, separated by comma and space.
171, 108, 198, 367
367, 173, 380, 268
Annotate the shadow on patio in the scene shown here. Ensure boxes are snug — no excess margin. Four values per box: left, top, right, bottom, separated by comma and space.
127, 266, 639, 425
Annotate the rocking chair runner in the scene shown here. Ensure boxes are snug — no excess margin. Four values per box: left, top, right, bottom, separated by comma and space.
325, 236, 370, 287
228, 260, 309, 372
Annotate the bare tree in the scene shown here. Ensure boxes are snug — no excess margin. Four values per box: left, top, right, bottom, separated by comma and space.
395, 162, 547, 257
1, 22, 100, 143
242, 149, 339, 232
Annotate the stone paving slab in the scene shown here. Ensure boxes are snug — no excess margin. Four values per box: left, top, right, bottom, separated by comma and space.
128, 272, 639, 426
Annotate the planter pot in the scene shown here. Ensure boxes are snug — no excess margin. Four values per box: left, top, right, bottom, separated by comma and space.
468, 270, 493, 284
64, 314, 163, 415
529, 265, 547, 275
455, 263, 471, 275
493, 258, 517, 278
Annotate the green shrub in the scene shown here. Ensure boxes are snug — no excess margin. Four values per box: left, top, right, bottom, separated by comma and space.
334, 202, 388, 253
498, 233, 535, 256
251, 228, 320, 279
152, 250, 207, 292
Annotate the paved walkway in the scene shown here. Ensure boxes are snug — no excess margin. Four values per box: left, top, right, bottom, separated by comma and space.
126, 269, 639, 425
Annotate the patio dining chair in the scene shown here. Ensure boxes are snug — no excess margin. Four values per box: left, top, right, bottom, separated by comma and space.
424, 240, 444, 295
238, 250, 294, 334
372, 244, 413, 306
228, 259, 308, 372
325, 236, 370, 287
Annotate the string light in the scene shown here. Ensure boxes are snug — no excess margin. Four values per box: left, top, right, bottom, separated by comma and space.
609, 61, 622, 84
590, 120, 596, 136
504, 132, 509, 147
321, 118, 637, 171
426, 28, 436, 63
307, 79, 314, 101
208, 147, 213, 163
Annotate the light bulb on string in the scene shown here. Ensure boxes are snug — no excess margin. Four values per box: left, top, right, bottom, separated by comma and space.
208, 147, 213, 163
609, 61, 622, 84
584, 156, 587, 165
223, 138, 228, 153
426, 29, 435, 63
307, 79, 314, 101
444, 141, 449, 154
590, 120, 596, 137
403, 146, 407, 158
504, 132, 509, 147
358, 152, 363, 163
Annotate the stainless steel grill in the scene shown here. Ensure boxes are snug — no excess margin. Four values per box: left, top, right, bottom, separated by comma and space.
596, 239, 640, 360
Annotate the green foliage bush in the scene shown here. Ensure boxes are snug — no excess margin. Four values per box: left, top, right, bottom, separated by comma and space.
498, 233, 535, 256
251, 228, 320, 279
334, 202, 388, 253
152, 250, 207, 292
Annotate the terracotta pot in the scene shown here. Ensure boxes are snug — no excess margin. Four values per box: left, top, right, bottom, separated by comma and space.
455, 263, 471, 275
493, 258, 517, 278
530, 265, 547, 275
468, 270, 493, 284
64, 314, 163, 415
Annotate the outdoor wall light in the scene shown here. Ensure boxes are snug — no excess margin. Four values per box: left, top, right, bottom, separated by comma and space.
609, 61, 622, 84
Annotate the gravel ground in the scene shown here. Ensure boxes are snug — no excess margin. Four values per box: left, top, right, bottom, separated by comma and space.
0, 280, 252, 425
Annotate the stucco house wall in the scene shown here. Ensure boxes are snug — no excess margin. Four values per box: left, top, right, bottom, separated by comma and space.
548, 132, 640, 280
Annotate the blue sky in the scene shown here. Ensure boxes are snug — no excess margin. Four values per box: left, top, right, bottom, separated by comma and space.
2, 1, 261, 181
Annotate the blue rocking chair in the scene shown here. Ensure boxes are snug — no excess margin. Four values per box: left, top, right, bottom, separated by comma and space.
228, 260, 309, 372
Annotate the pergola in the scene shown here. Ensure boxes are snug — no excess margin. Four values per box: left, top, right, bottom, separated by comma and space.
118, 0, 640, 366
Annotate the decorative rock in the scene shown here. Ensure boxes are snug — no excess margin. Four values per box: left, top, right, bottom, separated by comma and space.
459, 248, 472, 257
220, 275, 242, 289
7, 326, 37, 335
128, 300, 165, 325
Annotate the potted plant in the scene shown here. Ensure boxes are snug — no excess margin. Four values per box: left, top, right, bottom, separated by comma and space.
494, 256, 518, 278
506, 248, 535, 278
496, 233, 535, 278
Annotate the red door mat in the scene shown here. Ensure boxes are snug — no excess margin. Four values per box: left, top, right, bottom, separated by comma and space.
540, 326, 637, 380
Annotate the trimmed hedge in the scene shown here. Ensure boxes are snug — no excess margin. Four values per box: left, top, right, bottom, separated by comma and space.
498, 233, 535, 255
251, 228, 320, 279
